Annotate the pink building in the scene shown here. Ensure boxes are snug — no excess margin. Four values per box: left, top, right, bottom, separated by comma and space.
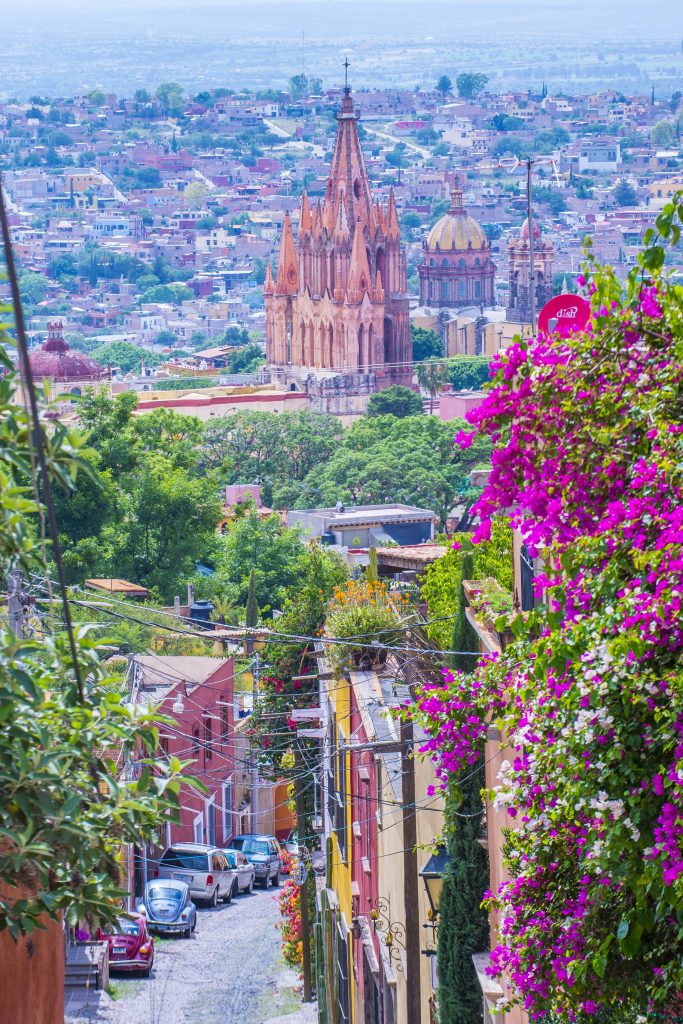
131, 656, 237, 860
438, 390, 486, 422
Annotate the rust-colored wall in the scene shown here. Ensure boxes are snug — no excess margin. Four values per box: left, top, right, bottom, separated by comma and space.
0, 886, 64, 1024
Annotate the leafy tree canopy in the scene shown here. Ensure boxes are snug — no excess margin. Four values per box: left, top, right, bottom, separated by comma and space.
456, 72, 488, 100
367, 385, 424, 419
411, 324, 444, 361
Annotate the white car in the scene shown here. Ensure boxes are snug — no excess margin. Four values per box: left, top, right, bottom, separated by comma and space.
156, 843, 234, 907
222, 849, 256, 895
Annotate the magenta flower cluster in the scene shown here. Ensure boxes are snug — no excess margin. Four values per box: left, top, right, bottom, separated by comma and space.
412, 257, 683, 1021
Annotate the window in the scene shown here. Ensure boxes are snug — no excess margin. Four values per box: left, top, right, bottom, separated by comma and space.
327, 712, 337, 830
206, 797, 216, 846
204, 716, 213, 762
458, 281, 466, 299
162, 849, 209, 871
192, 726, 200, 760
520, 543, 537, 611
337, 921, 351, 1024
474, 280, 481, 298
376, 759, 383, 829
336, 730, 347, 862
222, 778, 234, 843
221, 700, 229, 742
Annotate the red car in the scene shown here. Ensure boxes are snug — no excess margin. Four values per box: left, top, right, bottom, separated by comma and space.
98, 914, 155, 975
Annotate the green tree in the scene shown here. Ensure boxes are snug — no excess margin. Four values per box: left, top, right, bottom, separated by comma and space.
112, 452, 221, 600
447, 357, 491, 391
411, 325, 443, 362
450, 549, 479, 673
650, 119, 675, 148
490, 113, 524, 132
138, 283, 194, 305
416, 358, 450, 414
437, 770, 490, 1024
245, 568, 258, 627
134, 88, 152, 105
222, 325, 250, 347
156, 82, 185, 116
225, 344, 265, 374
87, 87, 107, 107
367, 385, 424, 419
0, 328, 187, 937
614, 178, 638, 207
299, 415, 491, 524
436, 75, 453, 100
289, 74, 309, 101
215, 505, 306, 611
90, 341, 164, 375
456, 72, 488, 100
385, 143, 409, 184
18, 270, 49, 307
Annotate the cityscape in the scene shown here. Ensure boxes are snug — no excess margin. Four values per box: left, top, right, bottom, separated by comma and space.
0, 2, 682, 1024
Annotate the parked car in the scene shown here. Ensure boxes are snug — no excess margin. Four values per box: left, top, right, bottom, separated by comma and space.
229, 834, 282, 888
222, 849, 256, 895
97, 914, 154, 974
156, 843, 234, 906
137, 880, 197, 938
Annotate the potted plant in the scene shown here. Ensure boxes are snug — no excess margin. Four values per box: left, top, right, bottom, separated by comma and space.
325, 579, 411, 674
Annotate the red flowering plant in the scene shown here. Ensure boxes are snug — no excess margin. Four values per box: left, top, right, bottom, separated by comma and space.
277, 878, 304, 972
412, 196, 683, 1021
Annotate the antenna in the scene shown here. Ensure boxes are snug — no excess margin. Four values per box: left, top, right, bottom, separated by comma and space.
344, 57, 350, 91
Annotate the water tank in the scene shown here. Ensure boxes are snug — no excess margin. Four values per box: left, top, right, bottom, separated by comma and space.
189, 600, 214, 629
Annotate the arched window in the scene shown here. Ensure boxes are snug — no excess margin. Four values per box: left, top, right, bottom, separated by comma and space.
474, 280, 481, 298
328, 323, 334, 368
358, 324, 365, 370
459, 257, 466, 268
475, 257, 481, 266
442, 258, 448, 267
457, 281, 466, 299
441, 280, 449, 301
376, 247, 386, 290
430, 258, 435, 267
383, 317, 393, 362
367, 324, 374, 365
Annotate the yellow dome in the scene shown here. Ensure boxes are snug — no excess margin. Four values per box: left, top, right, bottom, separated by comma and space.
426, 186, 488, 252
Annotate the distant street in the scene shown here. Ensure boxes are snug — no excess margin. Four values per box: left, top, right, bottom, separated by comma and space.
65, 887, 294, 1024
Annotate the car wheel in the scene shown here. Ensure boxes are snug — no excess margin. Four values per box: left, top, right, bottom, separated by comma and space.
259, 874, 269, 889
272, 870, 281, 888
232, 880, 238, 900
191, 914, 197, 933
208, 887, 218, 908
246, 877, 254, 895
223, 883, 232, 904
184, 926, 191, 938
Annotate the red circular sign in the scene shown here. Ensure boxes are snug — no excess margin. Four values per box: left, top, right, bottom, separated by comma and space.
537, 294, 591, 338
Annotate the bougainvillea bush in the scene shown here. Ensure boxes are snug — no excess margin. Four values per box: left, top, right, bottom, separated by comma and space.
414, 198, 683, 1021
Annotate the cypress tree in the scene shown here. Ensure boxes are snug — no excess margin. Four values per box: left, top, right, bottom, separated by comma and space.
450, 550, 479, 673
245, 568, 258, 629
437, 765, 490, 1024
437, 547, 489, 1024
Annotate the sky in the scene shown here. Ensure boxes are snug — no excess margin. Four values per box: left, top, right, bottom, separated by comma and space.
2, 0, 681, 98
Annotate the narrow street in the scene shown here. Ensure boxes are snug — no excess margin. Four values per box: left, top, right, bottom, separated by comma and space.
65, 886, 310, 1024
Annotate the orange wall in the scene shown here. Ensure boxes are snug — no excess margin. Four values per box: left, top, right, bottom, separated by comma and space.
0, 885, 64, 1024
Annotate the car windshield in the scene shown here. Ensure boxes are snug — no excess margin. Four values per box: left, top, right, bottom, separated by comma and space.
232, 839, 270, 856
161, 850, 209, 870
102, 918, 141, 936
148, 885, 183, 903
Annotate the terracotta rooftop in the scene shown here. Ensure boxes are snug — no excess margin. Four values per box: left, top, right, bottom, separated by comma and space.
85, 578, 151, 597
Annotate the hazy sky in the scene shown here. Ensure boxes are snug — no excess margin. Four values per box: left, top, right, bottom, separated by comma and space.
3, 0, 681, 98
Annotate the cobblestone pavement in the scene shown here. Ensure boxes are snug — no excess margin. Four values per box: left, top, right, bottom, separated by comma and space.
65, 884, 306, 1024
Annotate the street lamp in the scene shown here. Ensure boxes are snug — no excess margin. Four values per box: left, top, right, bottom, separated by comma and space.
172, 693, 185, 715
419, 845, 451, 920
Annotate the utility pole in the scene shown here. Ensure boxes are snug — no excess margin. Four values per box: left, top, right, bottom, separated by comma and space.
401, 711, 422, 1021
294, 744, 313, 1003
7, 569, 23, 637
251, 650, 260, 832
526, 156, 536, 335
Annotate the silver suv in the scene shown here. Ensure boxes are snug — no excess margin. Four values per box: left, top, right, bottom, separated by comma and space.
157, 843, 234, 906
